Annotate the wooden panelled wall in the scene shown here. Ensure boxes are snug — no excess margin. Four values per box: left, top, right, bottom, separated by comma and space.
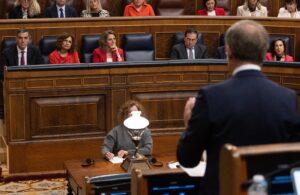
1, 17, 300, 60
4, 61, 300, 174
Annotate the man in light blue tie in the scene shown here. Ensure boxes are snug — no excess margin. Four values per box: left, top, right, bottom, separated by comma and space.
44, 0, 78, 18
170, 28, 208, 60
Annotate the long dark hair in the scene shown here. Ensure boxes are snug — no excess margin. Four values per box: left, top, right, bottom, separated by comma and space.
203, 0, 217, 9
270, 39, 286, 57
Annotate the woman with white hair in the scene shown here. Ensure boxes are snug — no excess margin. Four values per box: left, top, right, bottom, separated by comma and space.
9, 0, 41, 19
237, 0, 267, 17
81, 0, 109, 17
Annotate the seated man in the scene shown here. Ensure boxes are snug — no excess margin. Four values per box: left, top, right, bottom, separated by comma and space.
170, 28, 208, 60
45, 0, 78, 18
124, 0, 155, 16
0, 29, 44, 78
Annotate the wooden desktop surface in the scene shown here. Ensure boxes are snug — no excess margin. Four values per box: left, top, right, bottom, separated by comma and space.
64, 155, 176, 195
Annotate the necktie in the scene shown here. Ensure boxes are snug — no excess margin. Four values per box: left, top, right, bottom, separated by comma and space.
20, 51, 25, 65
188, 48, 193, 59
59, 8, 64, 18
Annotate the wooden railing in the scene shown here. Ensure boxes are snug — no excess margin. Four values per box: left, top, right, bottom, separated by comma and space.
3, 59, 300, 174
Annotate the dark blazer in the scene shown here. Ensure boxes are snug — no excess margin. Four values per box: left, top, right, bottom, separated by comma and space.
8, 5, 40, 19
0, 45, 44, 78
177, 70, 300, 195
44, 4, 78, 18
170, 43, 208, 59
215, 46, 226, 59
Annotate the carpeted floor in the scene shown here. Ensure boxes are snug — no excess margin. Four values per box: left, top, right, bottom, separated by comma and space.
0, 178, 68, 194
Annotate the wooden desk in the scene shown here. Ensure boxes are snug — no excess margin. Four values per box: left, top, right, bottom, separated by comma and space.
64, 155, 176, 195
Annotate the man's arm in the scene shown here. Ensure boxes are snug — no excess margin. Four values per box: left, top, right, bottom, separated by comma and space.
177, 90, 211, 167
170, 45, 179, 59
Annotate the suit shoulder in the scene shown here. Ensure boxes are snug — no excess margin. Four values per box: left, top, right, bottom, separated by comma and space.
172, 43, 184, 49
2, 46, 16, 54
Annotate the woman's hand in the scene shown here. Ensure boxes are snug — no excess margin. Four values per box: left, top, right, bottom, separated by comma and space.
105, 152, 114, 160
117, 150, 128, 158
110, 45, 123, 61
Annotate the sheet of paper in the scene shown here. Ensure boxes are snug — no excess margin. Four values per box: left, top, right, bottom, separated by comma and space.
168, 161, 180, 169
180, 161, 206, 177
109, 156, 124, 164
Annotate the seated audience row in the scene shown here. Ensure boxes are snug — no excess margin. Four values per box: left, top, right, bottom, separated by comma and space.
0, 28, 295, 71
6, 0, 300, 19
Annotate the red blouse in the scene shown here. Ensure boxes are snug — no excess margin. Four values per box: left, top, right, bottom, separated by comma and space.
197, 7, 226, 16
92, 48, 124, 63
48, 50, 80, 64
265, 52, 294, 62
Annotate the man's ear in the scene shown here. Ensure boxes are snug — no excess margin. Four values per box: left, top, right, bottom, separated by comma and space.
225, 45, 232, 59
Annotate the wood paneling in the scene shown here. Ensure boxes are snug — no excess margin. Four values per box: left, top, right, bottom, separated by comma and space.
4, 61, 300, 174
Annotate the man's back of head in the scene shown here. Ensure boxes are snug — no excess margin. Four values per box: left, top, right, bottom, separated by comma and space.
225, 20, 269, 65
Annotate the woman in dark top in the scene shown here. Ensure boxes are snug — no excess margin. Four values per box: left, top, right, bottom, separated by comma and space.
197, 0, 225, 16
102, 100, 152, 160
9, 0, 41, 19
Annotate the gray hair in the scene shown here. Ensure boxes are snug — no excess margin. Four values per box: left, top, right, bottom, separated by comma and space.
225, 20, 269, 64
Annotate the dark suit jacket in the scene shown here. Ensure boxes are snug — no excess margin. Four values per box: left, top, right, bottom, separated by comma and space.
0, 45, 44, 78
177, 70, 300, 195
215, 46, 226, 59
44, 4, 78, 18
170, 43, 208, 59
8, 6, 40, 19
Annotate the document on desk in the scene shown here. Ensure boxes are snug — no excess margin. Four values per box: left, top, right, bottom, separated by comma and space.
180, 161, 206, 177
109, 156, 124, 164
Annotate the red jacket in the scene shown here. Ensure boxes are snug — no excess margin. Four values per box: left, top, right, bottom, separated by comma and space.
93, 48, 124, 63
265, 52, 294, 62
197, 7, 225, 16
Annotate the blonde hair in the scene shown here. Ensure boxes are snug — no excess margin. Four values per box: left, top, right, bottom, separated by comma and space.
85, 0, 103, 13
15, 0, 41, 17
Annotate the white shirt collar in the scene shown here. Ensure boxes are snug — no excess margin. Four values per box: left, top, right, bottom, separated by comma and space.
56, 5, 65, 9
57, 5, 66, 15
232, 64, 261, 75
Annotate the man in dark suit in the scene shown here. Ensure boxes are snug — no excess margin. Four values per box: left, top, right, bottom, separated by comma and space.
44, 0, 78, 18
177, 20, 300, 195
0, 29, 44, 78
170, 28, 208, 59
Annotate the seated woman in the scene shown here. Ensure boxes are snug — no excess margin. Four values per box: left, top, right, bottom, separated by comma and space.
237, 0, 268, 17
124, 0, 155, 16
278, 0, 300, 18
265, 39, 294, 62
197, 0, 225, 16
49, 33, 80, 64
93, 30, 124, 63
9, 0, 41, 19
102, 100, 153, 160
81, 0, 109, 18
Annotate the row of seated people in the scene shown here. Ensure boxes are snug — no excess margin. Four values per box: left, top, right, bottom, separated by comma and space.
4, 0, 300, 19
0, 28, 295, 73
